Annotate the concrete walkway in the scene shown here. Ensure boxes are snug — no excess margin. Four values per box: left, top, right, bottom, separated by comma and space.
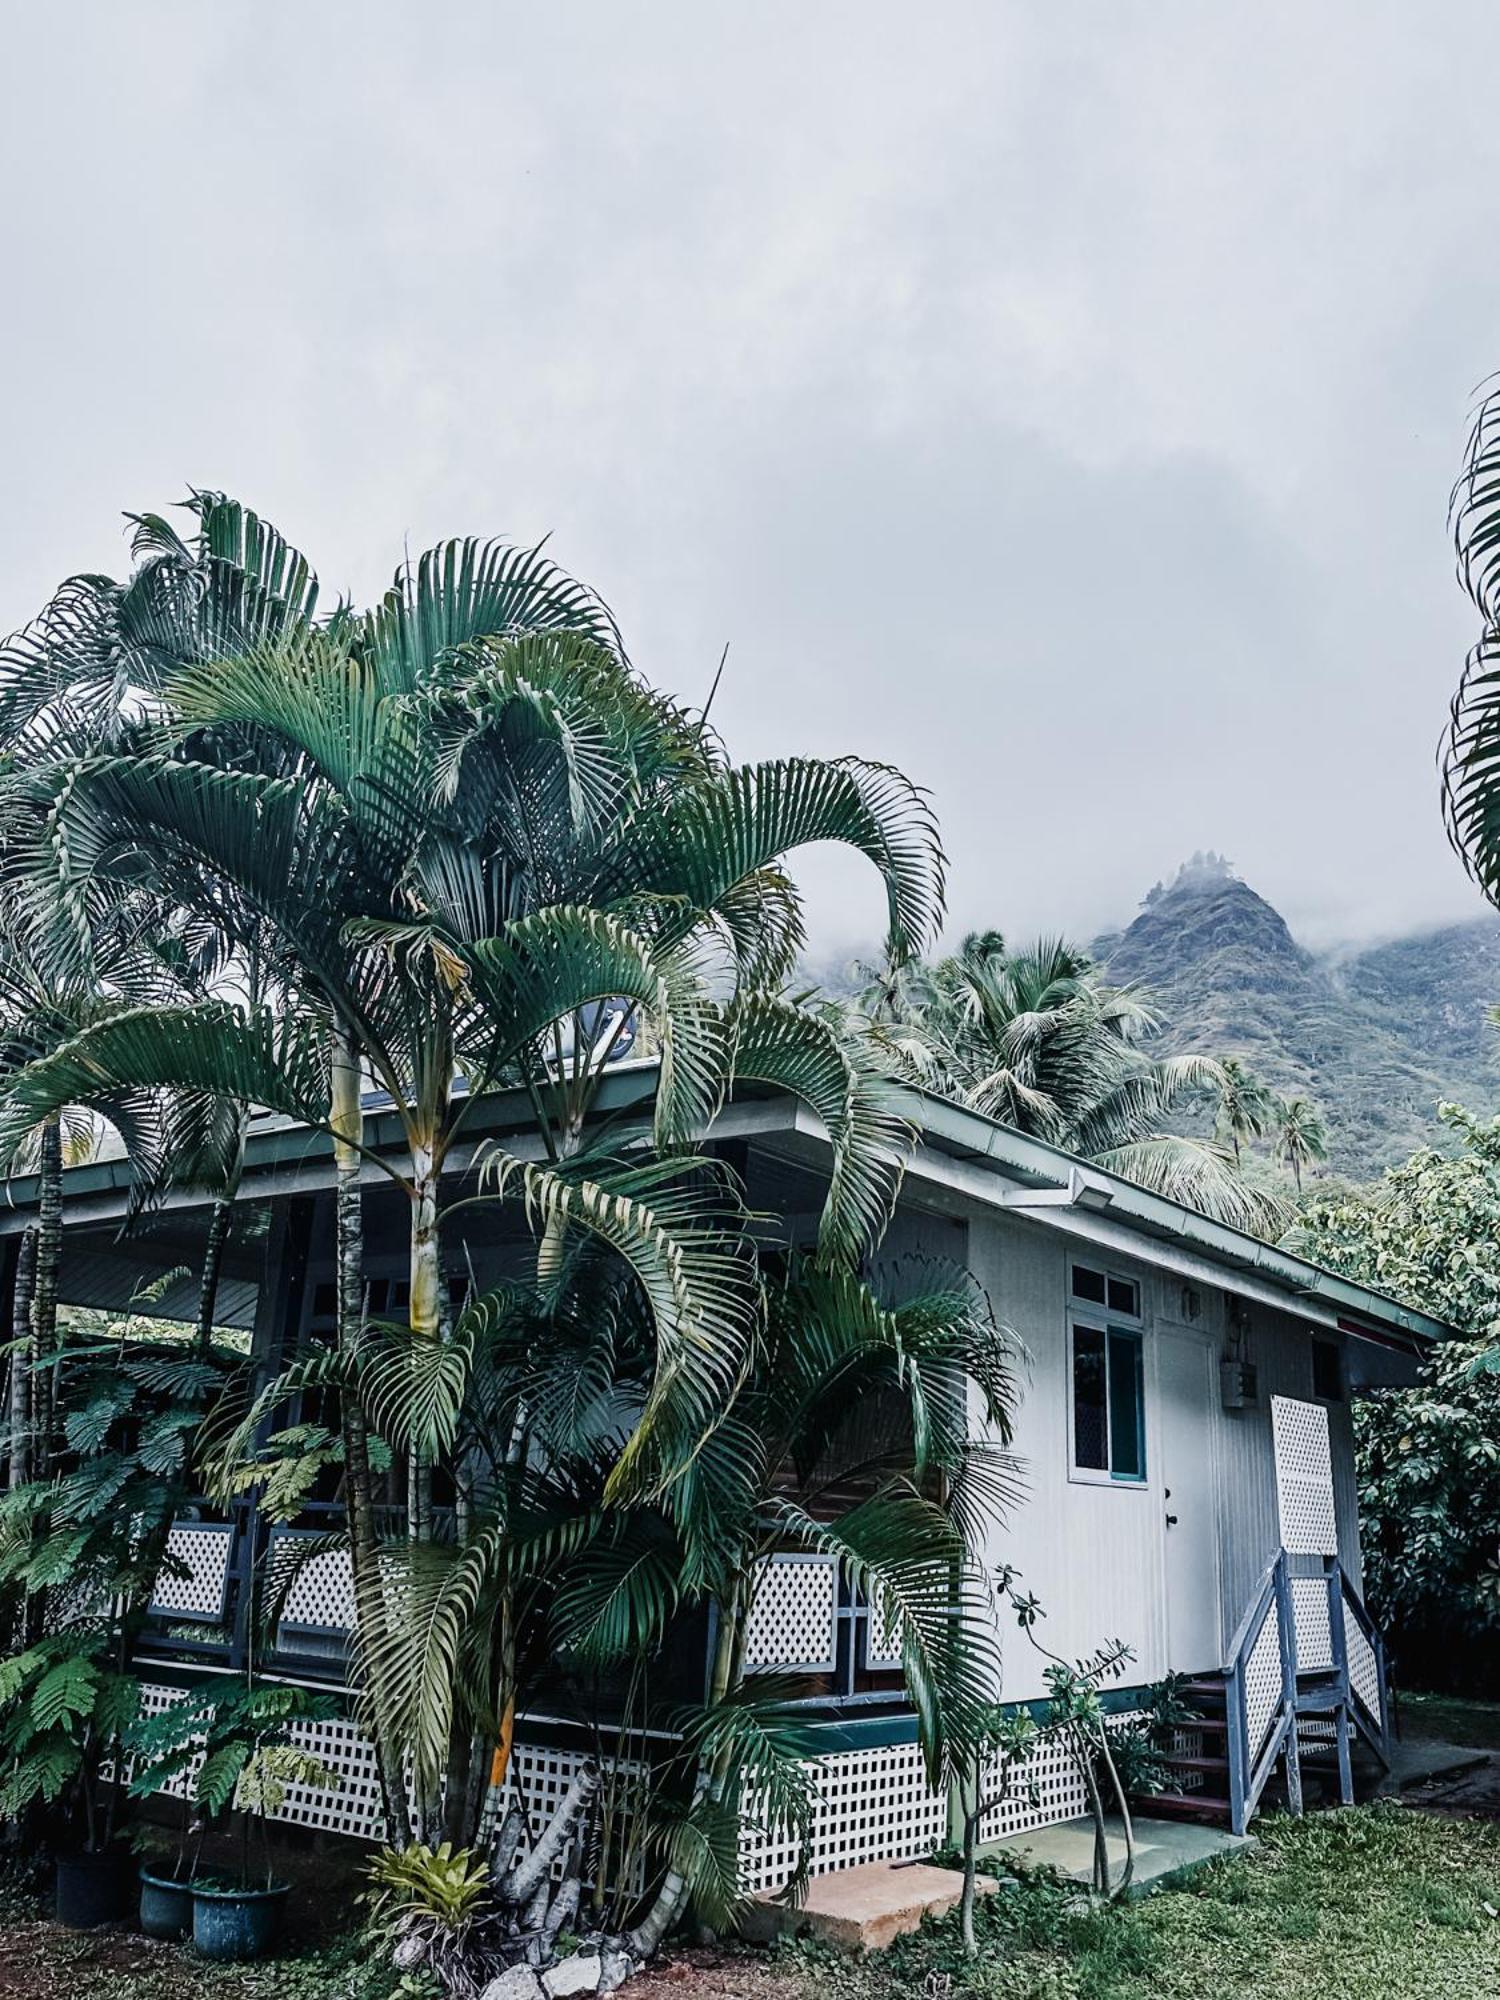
987, 1812, 1255, 1897
1380, 1736, 1493, 1795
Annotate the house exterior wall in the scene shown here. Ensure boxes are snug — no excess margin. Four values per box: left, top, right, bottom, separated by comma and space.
962, 1206, 1377, 1707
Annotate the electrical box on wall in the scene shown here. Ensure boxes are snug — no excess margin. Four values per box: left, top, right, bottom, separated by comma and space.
1220, 1358, 1258, 1409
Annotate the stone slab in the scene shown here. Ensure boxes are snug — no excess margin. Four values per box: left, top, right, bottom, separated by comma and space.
989, 1811, 1256, 1898
741, 1858, 994, 1951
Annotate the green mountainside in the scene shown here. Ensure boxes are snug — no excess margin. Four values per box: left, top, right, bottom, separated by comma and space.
1096, 855, 1500, 1180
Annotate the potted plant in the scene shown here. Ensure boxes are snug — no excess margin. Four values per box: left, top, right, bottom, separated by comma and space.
125, 1676, 339, 1960
0, 1629, 143, 1927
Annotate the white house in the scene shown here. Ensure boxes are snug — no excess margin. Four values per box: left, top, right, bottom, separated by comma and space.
8, 1066, 1444, 1875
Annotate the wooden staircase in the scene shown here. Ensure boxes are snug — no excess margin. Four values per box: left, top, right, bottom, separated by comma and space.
1136, 1673, 1236, 1827
1127, 1551, 1392, 1836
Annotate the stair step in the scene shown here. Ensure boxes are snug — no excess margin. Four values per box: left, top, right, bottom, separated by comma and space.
1171, 1716, 1229, 1733
1178, 1679, 1229, 1696
1139, 1791, 1233, 1823
1159, 1753, 1229, 1773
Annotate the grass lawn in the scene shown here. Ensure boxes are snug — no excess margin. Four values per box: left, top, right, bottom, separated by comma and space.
2, 1805, 1498, 2000
1400, 1692, 1500, 1752
712, 1805, 1500, 2000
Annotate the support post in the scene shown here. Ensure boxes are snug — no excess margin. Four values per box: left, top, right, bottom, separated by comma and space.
1328, 1559, 1353, 1803
1273, 1551, 1303, 1817
231, 1194, 316, 1669
1226, 1653, 1249, 1835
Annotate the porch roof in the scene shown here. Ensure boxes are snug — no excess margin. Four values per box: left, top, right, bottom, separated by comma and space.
4, 1058, 1455, 1350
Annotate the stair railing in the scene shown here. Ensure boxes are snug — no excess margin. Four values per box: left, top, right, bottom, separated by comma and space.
1222, 1548, 1299, 1834
1335, 1566, 1391, 1765
1222, 1549, 1390, 1834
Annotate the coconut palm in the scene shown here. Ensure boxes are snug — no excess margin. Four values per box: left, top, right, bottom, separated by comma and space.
1273, 1095, 1329, 1194
858, 934, 1281, 1233
1212, 1055, 1276, 1170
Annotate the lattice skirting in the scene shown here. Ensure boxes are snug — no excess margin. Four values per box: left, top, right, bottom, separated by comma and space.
133, 1685, 626, 1855
976, 1711, 1145, 1843
135, 1683, 1135, 1886
741, 1741, 947, 1893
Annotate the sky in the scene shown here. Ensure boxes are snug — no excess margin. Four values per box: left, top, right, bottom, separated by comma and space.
1, 2, 1496, 960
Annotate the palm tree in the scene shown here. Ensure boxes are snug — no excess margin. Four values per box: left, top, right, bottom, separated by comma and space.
1445, 379, 1500, 901
859, 934, 1283, 1233
621, 1253, 1019, 1953
1212, 1055, 1276, 1170
1273, 1095, 1328, 1194
0, 496, 943, 1838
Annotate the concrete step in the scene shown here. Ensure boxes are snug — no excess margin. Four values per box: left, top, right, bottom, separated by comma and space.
1139, 1790, 1232, 1824
740, 1859, 996, 1952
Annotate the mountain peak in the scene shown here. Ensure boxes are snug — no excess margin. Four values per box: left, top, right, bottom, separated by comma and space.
1093, 860, 1500, 1178
1103, 858, 1309, 989
1142, 851, 1239, 907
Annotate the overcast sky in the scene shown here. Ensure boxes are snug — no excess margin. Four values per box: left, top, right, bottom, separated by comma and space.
2, 3, 1495, 958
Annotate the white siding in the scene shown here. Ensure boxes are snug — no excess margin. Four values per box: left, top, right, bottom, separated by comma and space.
967, 1213, 1163, 1703
962, 1207, 1371, 1703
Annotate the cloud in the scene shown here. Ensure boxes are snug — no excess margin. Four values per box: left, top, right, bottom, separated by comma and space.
1, 0, 1494, 951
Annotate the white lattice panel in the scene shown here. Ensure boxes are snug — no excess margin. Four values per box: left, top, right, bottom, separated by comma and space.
974, 1711, 1147, 1843
1244, 1603, 1284, 1759
151, 1524, 234, 1622
266, 1529, 356, 1635
742, 1741, 947, 1892
1290, 1577, 1333, 1670
864, 1588, 903, 1670
1272, 1397, 1337, 1555
743, 1555, 838, 1673
1348, 1618, 1382, 1725
134, 1683, 648, 1859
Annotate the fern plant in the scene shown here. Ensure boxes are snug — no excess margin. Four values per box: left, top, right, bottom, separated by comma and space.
125, 1677, 339, 1890
0, 1629, 141, 1853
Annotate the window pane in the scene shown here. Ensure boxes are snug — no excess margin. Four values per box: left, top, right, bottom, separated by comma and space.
1108, 1330, 1145, 1479
1107, 1276, 1140, 1318
1072, 1265, 1107, 1306
1073, 1325, 1108, 1469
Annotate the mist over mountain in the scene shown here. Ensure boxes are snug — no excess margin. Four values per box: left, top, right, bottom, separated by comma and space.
806, 854, 1500, 1182
1096, 855, 1500, 1179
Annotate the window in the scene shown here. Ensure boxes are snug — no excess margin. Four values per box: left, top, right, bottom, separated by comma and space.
1311, 1338, 1343, 1403
1069, 1261, 1146, 1483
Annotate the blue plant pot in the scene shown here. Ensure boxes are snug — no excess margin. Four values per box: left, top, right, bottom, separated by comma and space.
190, 1880, 290, 1961
138, 1867, 194, 1940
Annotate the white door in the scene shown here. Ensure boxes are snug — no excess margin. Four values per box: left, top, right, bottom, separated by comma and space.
1158, 1330, 1223, 1671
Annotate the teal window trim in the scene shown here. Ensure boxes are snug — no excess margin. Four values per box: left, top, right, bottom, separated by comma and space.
1069, 1260, 1148, 1486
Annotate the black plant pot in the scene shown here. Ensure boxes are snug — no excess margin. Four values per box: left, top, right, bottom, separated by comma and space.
55, 1846, 133, 1929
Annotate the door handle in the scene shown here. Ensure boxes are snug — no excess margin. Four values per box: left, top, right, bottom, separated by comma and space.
1165, 1513, 1179, 1527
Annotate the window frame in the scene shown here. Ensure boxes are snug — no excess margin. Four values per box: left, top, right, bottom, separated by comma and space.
1066, 1259, 1149, 1489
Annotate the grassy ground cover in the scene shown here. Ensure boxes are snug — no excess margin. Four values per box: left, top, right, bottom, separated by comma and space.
1401, 1692, 1500, 1752
2, 1803, 1497, 2000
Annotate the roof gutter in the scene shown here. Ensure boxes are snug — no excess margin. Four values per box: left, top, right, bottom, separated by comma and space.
902, 1088, 1449, 1350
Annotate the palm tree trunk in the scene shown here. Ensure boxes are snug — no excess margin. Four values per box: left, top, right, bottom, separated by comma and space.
331, 1029, 413, 1847
407, 1144, 440, 1551
195, 1198, 232, 1349
7, 1226, 36, 1492
30, 1114, 62, 1481
626, 1573, 746, 1959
